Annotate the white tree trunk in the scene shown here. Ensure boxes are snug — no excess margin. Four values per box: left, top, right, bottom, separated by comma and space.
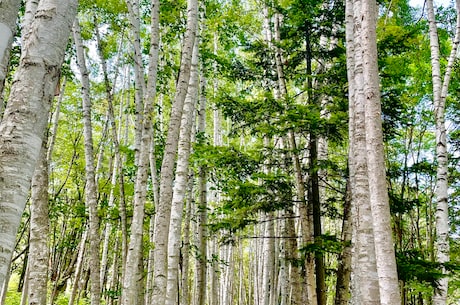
27, 77, 64, 305
165, 36, 199, 305
261, 215, 275, 305
27, 143, 49, 305
93, 19, 129, 282
426, 0, 460, 303
273, 13, 302, 305
0, 0, 20, 99
360, 0, 401, 304
221, 244, 234, 305
21, 0, 39, 42
348, 0, 380, 303
334, 183, 352, 305
126, 0, 145, 163
68, 230, 88, 305
0, 0, 77, 289
73, 18, 102, 305
180, 179, 193, 305
152, 0, 198, 303
289, 132, 317, 305
195, 61, 208, 305
122, 0, 160, 302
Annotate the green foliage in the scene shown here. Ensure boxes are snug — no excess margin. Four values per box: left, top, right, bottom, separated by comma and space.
212, 171, 293, 232
4, 275, 21, 305
397, 250, 444, 288
217, 88, 346, 141
193, 143, 294, 236
79, 0, 127, 14
300, 234, 349, 255
389, 190, 422, 214
55, 294, 90, 305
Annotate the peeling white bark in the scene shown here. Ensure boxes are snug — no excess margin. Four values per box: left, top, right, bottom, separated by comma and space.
0, 0, 77, 288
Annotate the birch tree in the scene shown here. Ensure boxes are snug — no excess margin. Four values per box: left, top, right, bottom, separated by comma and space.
347, 0, 380, 303
165, 35, 199, 305
0, 0, 20, 100
272, 10, 303, 305
73, 18, 102, 305
195, 75, 208, 305
348, 0, 401, 303
426, 0, 460, 303
360, 0, 401, 303
27, 141, 50, 305
152, 0, 198, 303
0, 0, 77, 289
121, 0, 160, 301
24, 2, 55, 304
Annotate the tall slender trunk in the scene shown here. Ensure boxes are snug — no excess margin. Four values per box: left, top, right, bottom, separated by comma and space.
165, 35, 199, 305
73, 19, 101, 305
0, 0, 77, 289
347, 0, 380, 303
145, 2, 161, 289
309, 133, 326, 305
272, 14, 302, 305
94, 13, 129, 282
195, 65, 208, 305
27, 141, 50, 305
180, 179, 193, 305
360, 0, 401, 303
146, 142, 159, 304
27, 79, 64, 304
146, 137, 160, 304
261, 214, 275, 305
302, 19, 327, 305
122, 0, 160, 302
426, 0, 460, 303
221, 244, 234, 305
289, 133, 317, 305
68, 231, 88, 305
24, 3, 55, 304
126, 0, 145, 163
334, 180, 352, 305
152, 0, 198, 303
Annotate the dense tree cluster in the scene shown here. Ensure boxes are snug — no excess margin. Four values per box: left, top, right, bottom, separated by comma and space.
0, 0, 459, 304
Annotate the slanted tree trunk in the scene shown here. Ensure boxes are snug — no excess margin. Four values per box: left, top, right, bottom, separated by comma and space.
73, 18, 102, 305
0, 0, 20, 101
27, 141, 49, 305
25, 3, 57, 304
68, 231, 88, 305
21, 0, 39, 39
152, 0, 198, 303
0, 0, 77, 288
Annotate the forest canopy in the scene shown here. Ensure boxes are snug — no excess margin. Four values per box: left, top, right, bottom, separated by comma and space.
0, 0, 459, 304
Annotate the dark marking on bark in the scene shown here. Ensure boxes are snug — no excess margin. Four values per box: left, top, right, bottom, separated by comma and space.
35, 8, 56, 20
